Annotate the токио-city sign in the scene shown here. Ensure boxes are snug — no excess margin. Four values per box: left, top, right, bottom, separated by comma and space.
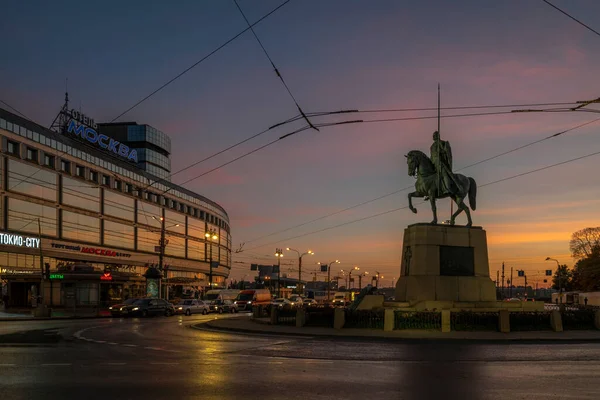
0, 233, 40, 248
65, 109, 138, 163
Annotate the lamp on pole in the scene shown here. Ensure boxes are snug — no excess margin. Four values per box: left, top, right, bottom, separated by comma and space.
286, 247, 314, 294
205, 228, 218, 289
358, 271, 369, 289
319, 260, 340, 301
545, 257, 562, 302
348, 266, 359, 289
275, 248, 284, 297
152, 216, 179, 299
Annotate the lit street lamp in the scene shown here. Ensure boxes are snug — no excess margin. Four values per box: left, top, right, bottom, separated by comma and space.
151, 216, 179, 299
545, 257, 563, 301
205, 228, 218, 289
318, 260, 340, 301
348, 266, 359, 289
286, 247, 314, 294
275, 248, 284, 297
358, 271, 369, 289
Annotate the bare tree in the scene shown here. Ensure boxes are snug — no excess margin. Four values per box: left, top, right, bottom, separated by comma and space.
569, 227, 600, 259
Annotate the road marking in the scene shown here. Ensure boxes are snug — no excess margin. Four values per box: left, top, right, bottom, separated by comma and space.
0, 364, 16, 366
105, 363, 127, 366
107, 342, 118, 345
41, 363, 71, 366
95, 340, 106, 343
122, 344, 138, 347
150, 362, 180, 365
144, 346, 163, 351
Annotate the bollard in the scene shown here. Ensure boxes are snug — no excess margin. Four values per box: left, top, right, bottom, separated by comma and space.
498, 309, 510, 333
384, 309, 395, 332
595, 310, 600, 330
296, 308, 306, 328
550, 310, 563, 332
441, 310, 451, 333
270, 306, 278, 325
334, 308, 345, 329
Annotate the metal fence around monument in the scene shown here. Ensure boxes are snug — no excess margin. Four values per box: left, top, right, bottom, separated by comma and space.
344, 309, 385, 329
276, 308, 297, 326
394, 311, 442, 330
305, 306, 335, 328
561, 309, 597, 330
450, 311, 499, 331
509, 311, 552, 331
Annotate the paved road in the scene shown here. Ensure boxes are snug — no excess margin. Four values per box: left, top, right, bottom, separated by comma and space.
1, 315, 600, 400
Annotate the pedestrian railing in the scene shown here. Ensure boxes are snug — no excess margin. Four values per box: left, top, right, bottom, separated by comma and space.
451, 311, 499, 331
394, 311, 441, 330
509, 311, 552, 331
561, 309, 597, 330
305, 307, 335, 328
276, 308, 297, 326
344, 309, 385, 329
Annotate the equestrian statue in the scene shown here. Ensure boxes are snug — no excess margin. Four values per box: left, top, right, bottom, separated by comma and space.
405, 131, 477, 226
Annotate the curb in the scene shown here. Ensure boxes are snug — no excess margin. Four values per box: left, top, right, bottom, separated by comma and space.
0, 315, 112, 322
194, 319, 600, 344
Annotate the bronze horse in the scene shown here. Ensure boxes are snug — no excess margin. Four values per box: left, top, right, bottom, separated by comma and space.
405, 150, 477, 226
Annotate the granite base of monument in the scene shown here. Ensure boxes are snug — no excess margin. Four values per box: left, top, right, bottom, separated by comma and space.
395, 223, 499, 308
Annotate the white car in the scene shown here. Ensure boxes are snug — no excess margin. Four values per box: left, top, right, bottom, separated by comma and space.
175, 299, 210, 316
272, 298, 294, 308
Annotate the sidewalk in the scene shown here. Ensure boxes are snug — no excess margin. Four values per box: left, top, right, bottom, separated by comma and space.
197, 316, 600, 342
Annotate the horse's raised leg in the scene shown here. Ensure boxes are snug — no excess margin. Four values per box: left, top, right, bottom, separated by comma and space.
408, 191, 419, 214
430, 196, 437, 224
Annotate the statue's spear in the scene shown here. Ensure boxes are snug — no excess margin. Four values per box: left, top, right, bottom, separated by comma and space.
436, 83, 440, 199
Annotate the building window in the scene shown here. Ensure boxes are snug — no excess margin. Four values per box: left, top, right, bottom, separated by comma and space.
102, 175, 110, 186
89, 170, 98, 183
26, 147, 37, 161
44, 154, 55, 168
114, 180, 122, 191
61, 159, 71, 173
125, 183, 133, 194
7, 140, 19, 155
200, 211, 205, 220
76, 165, 85, 178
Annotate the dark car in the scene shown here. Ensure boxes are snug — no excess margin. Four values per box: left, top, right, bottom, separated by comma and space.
109, 298, 139, 317
210, 299, 238, 314
120, 298, 175, 317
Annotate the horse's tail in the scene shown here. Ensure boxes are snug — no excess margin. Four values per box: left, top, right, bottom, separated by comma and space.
468, 177, 477, 211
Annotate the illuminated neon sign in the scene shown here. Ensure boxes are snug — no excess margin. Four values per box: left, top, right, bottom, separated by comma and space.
100, 272, 113, 281
49, 273, 64, 280
0, 233, 40, 248
65, 109, 138, 163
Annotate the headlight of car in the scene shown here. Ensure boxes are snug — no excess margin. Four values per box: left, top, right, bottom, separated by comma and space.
132, 307, 139, 311
178, 307, 183, 310
109, 306, 113, 310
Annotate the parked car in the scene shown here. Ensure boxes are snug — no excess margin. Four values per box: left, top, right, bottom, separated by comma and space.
120, 298, 175, 317
175, 299, 210, 316
109, 298, 140, 317
289, 295, 304, 305
210, 299, 238, 314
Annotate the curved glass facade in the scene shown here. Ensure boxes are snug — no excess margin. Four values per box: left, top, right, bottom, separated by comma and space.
127, 125, 171, 153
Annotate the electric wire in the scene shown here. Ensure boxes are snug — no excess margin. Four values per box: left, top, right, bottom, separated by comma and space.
542, 0, 600, 38
110, 0, 292, 122
242, 116, 600, 245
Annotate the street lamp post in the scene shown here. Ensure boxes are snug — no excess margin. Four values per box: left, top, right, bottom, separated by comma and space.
319, 260, 340, 301
546, 257, 562, 302
358, 271, 369, 289
205, 228, 218, 289
286, 247, 314, 294
348, 266, 359, 289
275, 249, 284, 297
152, 216, 179, 299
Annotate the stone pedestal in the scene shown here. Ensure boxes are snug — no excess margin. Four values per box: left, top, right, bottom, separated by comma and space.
395, 223, 497, 307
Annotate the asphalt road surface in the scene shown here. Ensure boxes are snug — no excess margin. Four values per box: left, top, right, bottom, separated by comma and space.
1, 314, 600, 400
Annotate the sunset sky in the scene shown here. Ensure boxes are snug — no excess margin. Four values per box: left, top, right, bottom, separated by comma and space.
2, 0, 600, 286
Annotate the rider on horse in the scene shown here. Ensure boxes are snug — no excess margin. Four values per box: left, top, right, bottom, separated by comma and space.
425, 131, 461, 200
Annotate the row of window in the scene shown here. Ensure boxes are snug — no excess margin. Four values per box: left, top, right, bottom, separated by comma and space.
0, 116, 226, 218
5, 139, 230, 233
5, 197, 231, 266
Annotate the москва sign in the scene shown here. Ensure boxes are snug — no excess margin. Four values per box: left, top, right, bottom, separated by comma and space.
65, 109, 138, 163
